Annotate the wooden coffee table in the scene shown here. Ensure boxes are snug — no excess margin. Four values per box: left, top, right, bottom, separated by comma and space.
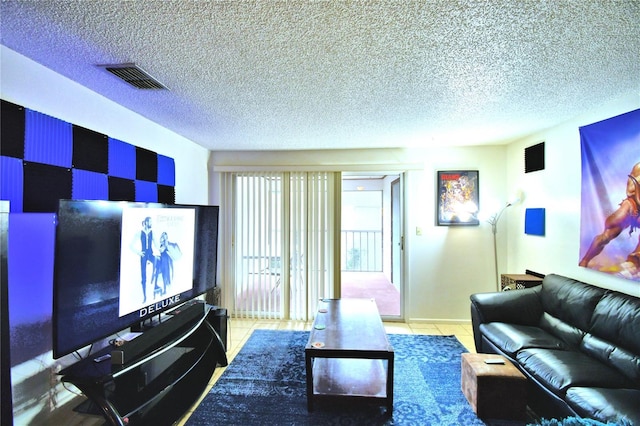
305, 298, 394, 413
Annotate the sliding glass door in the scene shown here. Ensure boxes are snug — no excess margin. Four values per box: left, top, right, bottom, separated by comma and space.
221, 172, 337, 320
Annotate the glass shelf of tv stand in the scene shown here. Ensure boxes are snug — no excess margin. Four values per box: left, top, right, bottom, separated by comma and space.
59, 305, 225, 426
110, 326, 214, 420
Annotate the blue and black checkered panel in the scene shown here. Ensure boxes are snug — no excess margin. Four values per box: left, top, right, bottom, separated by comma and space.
0, 100, 176, 212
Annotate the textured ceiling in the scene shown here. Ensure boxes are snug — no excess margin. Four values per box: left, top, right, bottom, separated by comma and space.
1, 1, 639, 151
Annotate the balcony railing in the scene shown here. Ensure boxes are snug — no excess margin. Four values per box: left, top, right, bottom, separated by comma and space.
341, 230, 382, 272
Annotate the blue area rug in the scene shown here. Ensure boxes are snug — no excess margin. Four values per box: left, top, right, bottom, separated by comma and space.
186, 329, 487, 425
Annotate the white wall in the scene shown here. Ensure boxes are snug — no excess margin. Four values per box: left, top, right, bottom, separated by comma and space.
0, 46, 210, 204
209, 146, 509, 322
403, 146, 508, 322
505, 92, 640, 297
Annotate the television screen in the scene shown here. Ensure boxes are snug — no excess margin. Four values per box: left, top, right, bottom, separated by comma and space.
119, 206, 196, 315
52, 200, 218, 359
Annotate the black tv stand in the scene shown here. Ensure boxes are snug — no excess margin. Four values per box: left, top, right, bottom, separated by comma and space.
59, 304, 227, 426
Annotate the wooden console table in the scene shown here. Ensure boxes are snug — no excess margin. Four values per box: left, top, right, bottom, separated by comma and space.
305, 298, 394, 413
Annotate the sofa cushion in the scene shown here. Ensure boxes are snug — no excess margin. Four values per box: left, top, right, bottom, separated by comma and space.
479, 322, 566, 358
516, 348, 635, 397
581, 333, 640, 384
540, 274, 606, 333
565, 387, 640, 425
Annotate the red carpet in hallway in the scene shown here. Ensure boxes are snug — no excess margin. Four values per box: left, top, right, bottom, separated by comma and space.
341, 271, 400, 316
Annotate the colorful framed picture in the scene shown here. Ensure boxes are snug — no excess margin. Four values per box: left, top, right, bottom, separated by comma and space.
437, 170, 479, 226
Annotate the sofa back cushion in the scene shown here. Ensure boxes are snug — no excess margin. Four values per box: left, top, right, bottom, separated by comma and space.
540, 274, 606, 332
590, 290, 640, 355
581, 333, 640, 384
538, 312, 585, 348
582, 290, 640, 384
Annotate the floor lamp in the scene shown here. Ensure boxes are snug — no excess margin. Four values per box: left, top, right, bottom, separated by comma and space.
487, 199, 519, 292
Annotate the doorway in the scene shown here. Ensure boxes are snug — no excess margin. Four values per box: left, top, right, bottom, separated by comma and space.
340, 173, 403, 318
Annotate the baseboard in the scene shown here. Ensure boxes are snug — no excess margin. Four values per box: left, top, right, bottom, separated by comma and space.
406, 318, 472, 325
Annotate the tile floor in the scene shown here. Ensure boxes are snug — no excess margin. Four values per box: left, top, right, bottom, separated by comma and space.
176, 318, 476, 425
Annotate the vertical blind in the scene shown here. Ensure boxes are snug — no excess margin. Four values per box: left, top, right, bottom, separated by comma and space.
220, 171, 336, 321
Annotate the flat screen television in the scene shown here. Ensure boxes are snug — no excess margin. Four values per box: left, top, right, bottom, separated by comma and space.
52, 200, 219, 359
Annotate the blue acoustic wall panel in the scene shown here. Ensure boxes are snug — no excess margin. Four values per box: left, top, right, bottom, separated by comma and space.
135, 180, 158, 202
157, 154, 176, 186
0, 157, 24, 213
24, 110, 72, 168
72, 169, 109, 200
108, 137, 136, 179
525, 208, 546, 236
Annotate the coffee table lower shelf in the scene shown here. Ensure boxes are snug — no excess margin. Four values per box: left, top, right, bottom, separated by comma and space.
304, 298, 394, 415
306, 357, 393, 413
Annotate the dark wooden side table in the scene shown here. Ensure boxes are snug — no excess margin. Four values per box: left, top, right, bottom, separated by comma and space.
500, 273, 543, 291
305, 298, 394, 413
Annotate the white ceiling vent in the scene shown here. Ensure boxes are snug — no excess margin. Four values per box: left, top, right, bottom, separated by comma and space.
98, 63, 168, 90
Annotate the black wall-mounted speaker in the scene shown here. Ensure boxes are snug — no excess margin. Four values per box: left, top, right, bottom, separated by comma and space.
525, 142, 545, 173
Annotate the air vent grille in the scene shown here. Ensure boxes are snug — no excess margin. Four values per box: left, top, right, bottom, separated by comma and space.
99, 63, 168, 90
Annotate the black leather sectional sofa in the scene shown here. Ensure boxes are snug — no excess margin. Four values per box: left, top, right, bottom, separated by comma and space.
470, 274, 640, 424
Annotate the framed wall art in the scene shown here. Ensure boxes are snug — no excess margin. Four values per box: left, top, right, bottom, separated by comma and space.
437, 170, 479, 226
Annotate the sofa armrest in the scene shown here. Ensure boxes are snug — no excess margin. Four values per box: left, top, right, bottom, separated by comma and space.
470, 287, 543, 352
